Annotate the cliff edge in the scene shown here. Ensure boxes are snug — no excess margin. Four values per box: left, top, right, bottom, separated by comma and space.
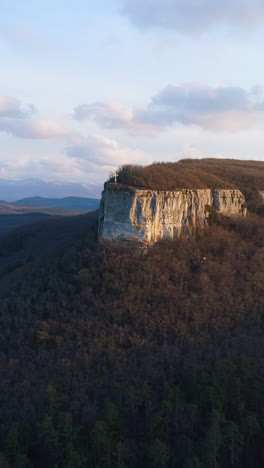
98, 184, 247, 244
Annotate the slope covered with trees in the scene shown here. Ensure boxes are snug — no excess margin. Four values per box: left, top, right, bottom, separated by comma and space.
0, 160, 264, 467
117, 159, 264, 211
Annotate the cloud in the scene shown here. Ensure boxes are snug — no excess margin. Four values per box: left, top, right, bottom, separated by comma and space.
66, 134, 151, 168
137, 84, 264, 131
0, 92, 72, 140
0, 93, 151, 181
0, 117, 72, 140
0, 135, 151, 183
0, 156, 84, 180
74, 102, 134, 128
121, 0, 264, 33
73, 102, 159, 135
0, 93, 32, 118
74, 84, 264, 133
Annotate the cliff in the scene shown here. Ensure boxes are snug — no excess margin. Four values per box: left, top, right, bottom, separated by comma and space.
98, 185, 247, 244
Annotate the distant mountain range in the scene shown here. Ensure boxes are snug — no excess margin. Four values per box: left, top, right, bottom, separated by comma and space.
0, 178, 102, 201
0, 196, 100, 237
0, 196, 100, 216
12, 196, 100, 211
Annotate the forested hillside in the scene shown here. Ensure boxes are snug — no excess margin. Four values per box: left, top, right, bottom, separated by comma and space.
117, 159, 264, 211
0, 177, 264, 467
117, 159, 264, 190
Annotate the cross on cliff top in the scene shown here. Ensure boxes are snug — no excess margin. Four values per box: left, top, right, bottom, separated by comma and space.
112, 172, 119, 183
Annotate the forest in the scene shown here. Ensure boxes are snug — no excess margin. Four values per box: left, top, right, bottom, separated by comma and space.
117, 159, 264, 212
0, 160, 264, 467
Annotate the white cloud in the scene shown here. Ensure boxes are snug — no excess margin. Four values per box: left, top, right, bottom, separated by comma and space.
74, 102, 134, 128
73, 84, 264, 133
0, 134, 151, 183
0, 92, 72, 140
0, 156, 84, 180
66, 134, 151, 168
121, 0, 264, 33
73, 102, 157, 135
0, 93, 31, 118
0, 92, 151, 181
137, 84, 264, 131
0, 117, 72, 140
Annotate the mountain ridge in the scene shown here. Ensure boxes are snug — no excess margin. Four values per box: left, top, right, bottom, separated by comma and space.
0, 178, 102, 201
12, 196, 100, 211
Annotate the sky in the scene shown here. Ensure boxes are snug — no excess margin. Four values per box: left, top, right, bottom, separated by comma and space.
1, 0, 264, 185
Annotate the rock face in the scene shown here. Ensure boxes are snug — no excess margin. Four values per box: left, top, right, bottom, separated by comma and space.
98, 185, 247, 244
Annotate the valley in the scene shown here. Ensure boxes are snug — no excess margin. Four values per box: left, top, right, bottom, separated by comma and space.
0, 196, 100, 236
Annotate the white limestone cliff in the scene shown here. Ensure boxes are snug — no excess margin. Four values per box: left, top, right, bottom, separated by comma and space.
98, 185, 247, 244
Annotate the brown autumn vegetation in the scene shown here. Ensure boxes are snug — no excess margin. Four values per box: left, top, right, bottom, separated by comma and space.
0, 210, 263, 466
0, 160, 264, 467
116, 159, 264, 211
117, 159, 264, 191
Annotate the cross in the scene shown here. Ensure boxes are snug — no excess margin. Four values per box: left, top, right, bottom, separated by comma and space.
112, 172, 119, 183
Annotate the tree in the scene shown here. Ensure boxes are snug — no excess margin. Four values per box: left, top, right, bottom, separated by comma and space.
224, 420, 243, 467
148, 439, 170, 468
202, 412, 223, 468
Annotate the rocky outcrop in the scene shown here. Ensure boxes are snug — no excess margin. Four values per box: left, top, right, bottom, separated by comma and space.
98, 185, 247, 244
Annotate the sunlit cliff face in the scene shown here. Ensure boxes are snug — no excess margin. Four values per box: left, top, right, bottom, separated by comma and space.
98, 185, 247, 244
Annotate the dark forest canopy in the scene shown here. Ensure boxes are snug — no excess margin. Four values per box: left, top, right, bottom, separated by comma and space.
117, 158, 264, 193
0, 205, 264, 467
1, 160, 264, 467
